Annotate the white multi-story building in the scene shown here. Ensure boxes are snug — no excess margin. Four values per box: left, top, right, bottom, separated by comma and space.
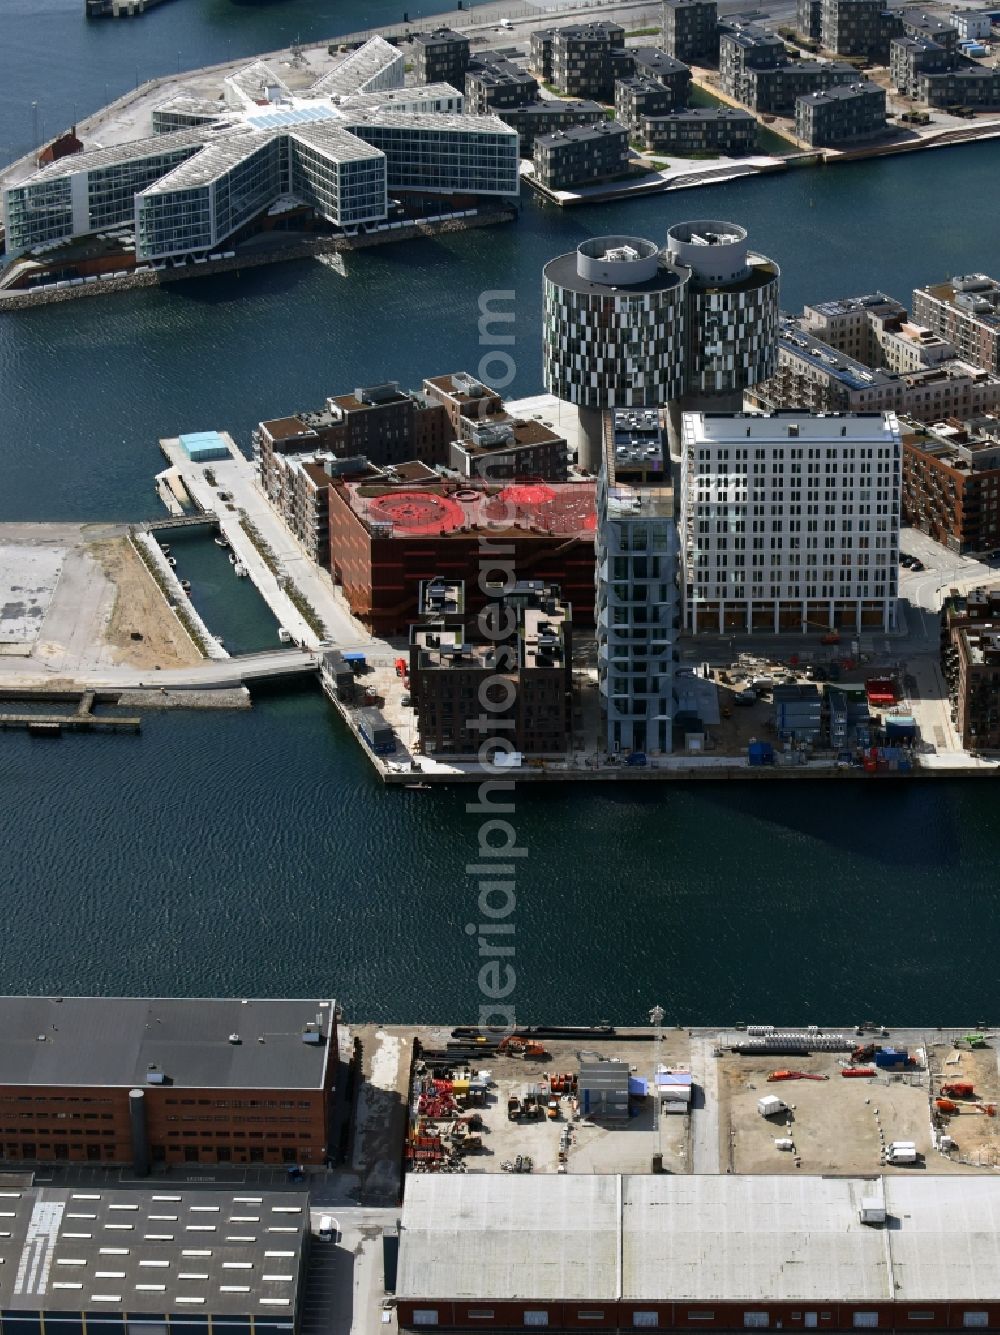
596, 411, 678, 756
2, 37, 518, 262
680, 411, 901, 635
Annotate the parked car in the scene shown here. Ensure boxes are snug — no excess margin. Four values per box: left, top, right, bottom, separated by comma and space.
911, 560, 925, 572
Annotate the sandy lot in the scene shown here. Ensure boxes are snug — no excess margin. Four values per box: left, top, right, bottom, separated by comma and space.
90, 537, 202, 669
927, 1041, 1000, 1167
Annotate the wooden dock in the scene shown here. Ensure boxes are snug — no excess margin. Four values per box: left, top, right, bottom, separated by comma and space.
0, 688, 141, 735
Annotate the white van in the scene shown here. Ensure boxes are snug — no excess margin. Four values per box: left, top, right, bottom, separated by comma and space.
319, 1215, 338, 1241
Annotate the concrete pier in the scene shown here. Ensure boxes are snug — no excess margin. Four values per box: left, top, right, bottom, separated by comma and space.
0, 688, 140, 734
86, 0, 175, 17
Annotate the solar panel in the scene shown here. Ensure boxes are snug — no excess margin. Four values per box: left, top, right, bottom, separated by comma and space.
246, 105, 338, 130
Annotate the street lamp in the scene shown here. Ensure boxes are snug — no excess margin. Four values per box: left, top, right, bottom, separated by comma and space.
649, 1004, 665, 1139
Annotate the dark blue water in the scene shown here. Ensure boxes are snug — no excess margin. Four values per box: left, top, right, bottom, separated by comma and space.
166, 530, 280, 655
2, 0, 1000, 1024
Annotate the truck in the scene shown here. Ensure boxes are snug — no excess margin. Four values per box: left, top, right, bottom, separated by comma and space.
886, 1140, 918, 1165
758, 1095, 788, 1118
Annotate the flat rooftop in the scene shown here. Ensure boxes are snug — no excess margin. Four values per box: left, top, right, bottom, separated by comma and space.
543, 249, 684, 299
536, 122, 627, 147
632, 46, 690, 74
0, 996, 334, 1089
341, 480, 596, 539
684, 409, 899, 444
648, 106, 755, 122
398, 1174, 1000, 1303
397, 1175, 621, 1301
780, 322, 899, 390
806, 292, 903, 317
0, 1185, 305, 1316
800, 82, 882, 103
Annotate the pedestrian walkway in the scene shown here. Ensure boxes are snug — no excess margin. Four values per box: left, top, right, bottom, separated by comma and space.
160, 435, 379, 654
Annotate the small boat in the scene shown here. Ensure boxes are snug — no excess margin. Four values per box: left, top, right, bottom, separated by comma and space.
167, 556, 178, 568
214, 536, 229, 549
159, 542, 171, 554
180, 580, 192, 593
278, 628, 292, 644
229, 552, 237, 566
234, 562, 248, 577
405, 782, 431, 791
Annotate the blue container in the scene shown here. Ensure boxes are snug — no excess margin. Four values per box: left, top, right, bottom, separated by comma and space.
875, 1047, 908, 1068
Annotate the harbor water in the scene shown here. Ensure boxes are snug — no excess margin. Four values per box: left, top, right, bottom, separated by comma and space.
2, 0, 1000, 1024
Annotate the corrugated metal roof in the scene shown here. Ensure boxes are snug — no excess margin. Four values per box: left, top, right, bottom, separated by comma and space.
397, 1175, 621, 1301
886, 1177, 1000, 1301
400, 1176, 1000, 1305
623, 1176, 890, 1302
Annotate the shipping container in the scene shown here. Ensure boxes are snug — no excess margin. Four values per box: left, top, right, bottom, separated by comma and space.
358, 708, 396, 755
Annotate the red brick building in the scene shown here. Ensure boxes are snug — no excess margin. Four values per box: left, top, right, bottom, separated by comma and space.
409, 581, 574, 755
328, 478, 597, 634
941, 587, 1000, 748
902, 421, 1000, 553
0, 996, 337, 1169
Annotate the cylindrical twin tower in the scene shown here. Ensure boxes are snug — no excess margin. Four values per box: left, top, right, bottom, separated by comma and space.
542, 220, 781, 470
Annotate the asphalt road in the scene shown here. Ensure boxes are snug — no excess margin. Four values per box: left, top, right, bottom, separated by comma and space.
303, 1207, 400, 1335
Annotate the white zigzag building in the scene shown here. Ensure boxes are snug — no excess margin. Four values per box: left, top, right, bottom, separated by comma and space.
2, 37, 519, 261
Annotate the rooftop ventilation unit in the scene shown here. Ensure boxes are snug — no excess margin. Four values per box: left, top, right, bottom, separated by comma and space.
860, 1197, 887, 1226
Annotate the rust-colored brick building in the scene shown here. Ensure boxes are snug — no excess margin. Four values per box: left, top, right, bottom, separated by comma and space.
409, 581, 573, 756
902, 422, 1000, 553
0, 996, 337, 1169
329, 478, 597, 634
941, 587, 1000, 749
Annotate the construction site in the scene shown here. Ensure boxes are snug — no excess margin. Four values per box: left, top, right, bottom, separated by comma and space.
719, 1027, 1000, 1174
404, 1028, 695, 1177
385, 1024, 1000, 1187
